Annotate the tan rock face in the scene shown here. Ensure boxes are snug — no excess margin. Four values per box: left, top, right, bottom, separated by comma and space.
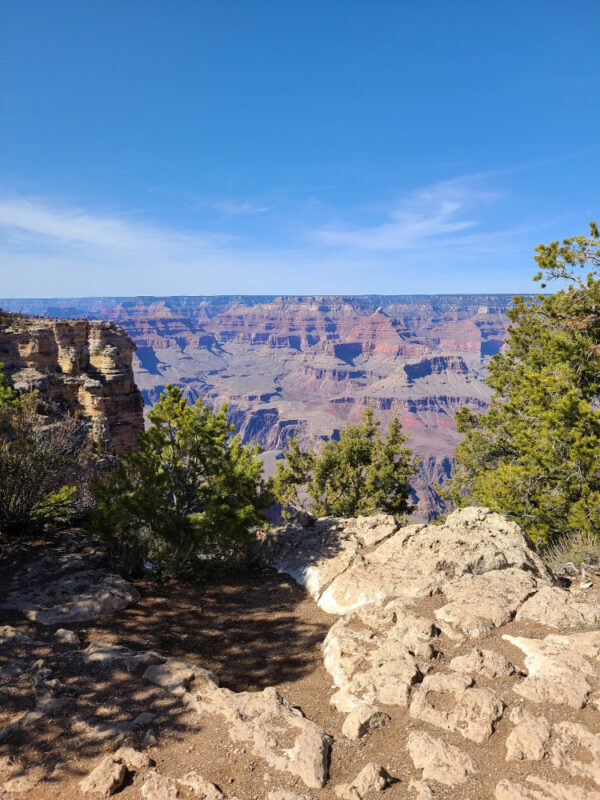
503, 631, 600, 708
0, 317, 144, 453
263, 507, 552, 617
449, 647, 518, 678
144, 658, 331, 789
409, 671, 504, 743
505, 710, 551, 761
516, 586, 600, 628
434, 568, 541, 637
341, 705, 390, 740
407, 731, 475, 785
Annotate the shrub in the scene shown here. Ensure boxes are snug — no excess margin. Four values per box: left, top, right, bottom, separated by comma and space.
89, 384, 272, 579
272, 407, 418, 519
446, 222, 600, 545
0, 366, 88, 536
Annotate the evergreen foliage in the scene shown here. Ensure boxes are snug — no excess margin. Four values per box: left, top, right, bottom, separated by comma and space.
446, 223, 600, 545
0, 365, 84, 536
89, 384, 272, 578
272, 407, 417, 519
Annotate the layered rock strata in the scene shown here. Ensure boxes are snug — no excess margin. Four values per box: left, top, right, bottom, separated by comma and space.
0, 315, 144, 452
1, 295, 517, 518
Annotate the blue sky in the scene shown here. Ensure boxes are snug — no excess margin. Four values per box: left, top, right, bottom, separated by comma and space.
1, 0, 599, 297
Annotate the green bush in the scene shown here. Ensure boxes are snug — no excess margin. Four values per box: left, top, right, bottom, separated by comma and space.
0, 365, 86, 536
89, 384, 272, 579
272, 407, 418, 519
446, 222, 600, 546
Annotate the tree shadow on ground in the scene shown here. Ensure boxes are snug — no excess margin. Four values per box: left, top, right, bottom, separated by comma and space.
0, 537, 333, 790
92, 564, 331, 693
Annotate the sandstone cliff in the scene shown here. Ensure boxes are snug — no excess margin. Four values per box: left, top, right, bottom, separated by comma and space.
0, 315, 144, 453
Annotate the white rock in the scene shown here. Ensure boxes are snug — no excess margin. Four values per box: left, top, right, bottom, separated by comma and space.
341, 705, 390, 740
516, 586, 600, 628
504, 631, 600, 708
407, 730, 475, 785
409, 672, 504, 743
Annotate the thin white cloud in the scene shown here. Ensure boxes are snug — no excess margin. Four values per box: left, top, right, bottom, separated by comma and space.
212, 200, 271, 216
311, 178, 502, 251
0, 196, 228, 256
0, 179, 554, 297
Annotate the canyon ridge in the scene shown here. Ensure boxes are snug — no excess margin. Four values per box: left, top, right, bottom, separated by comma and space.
0, 295, 516, 519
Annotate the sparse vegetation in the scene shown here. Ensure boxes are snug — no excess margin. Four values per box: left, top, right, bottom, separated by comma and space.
272, 406, 418, 519
543, 529, 600, 571
0, 364, 88, 537
447, 222, 600, 547
89, 384, 272, 579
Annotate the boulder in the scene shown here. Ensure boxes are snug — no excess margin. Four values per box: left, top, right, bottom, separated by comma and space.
505, 709, 551, 761
435, 568, 540, 637
324, 507, 551, 615
449, 647, 518, 678
323, 601, 437, 711
516, 586, 600, 628
335, 763, 392, 800
504, 631, 600, 708
409, 672, 504, 743
407, 731, 475, 785
79, 756, 127, 797
1, 569, 140, 625
263, 508, 551, 616
341, 705, 390, 740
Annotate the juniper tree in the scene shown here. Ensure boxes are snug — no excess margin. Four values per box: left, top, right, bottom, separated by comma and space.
90, 384, 272, 577
273, 407, 417, 519
446, 222, 600, 545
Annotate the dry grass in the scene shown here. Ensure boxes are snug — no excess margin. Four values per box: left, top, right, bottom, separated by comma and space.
542, 530, 600, 571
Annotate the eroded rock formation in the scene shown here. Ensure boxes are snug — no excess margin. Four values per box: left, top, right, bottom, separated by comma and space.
260, 506, 600, 797
0, 315, 144, 452
0, 295, 516, 517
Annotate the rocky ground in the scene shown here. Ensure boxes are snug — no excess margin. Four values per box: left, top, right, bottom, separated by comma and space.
1, 508, 600, 799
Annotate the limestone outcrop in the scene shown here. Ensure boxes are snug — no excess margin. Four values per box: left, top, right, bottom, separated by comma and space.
0, 314, 144, 452
260, 506, 600, 796
262, 507, 552, 615
3, 506, 600, 799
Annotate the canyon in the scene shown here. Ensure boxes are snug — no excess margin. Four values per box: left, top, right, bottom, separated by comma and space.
0, 295, 516, 518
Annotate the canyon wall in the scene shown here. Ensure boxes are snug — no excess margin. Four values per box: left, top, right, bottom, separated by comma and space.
0, 295, 516, 517
0, 315, 144, 453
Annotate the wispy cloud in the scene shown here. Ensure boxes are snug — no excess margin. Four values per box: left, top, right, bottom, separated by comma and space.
0, 177, 558, 297
0, 196, 228, 256
311, 178, 502, 251
212, 200, 271, 216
